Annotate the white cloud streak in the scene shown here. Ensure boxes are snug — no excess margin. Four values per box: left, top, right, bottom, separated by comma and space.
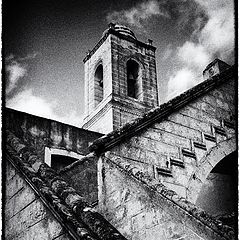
6, 52, 83, 127
5, 52, 39, 94
167, 69, 196, 99
6, 89, 83, 127
6, 62, 27, 94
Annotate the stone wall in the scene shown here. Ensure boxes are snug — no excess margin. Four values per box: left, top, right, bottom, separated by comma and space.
59, 154, 98, 204
5, 108, 102, 161
111, 35, 158, 108
106, 77, 236, 204
5, 160, 71, 240
98, 157, 231, 240
5, 109, 102, 204
83, 35, 112, 118
83, 102, 114, 134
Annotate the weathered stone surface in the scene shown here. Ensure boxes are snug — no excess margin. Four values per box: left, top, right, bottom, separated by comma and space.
98, 157, 235, 240
6, 108, 102, 158
60, 154, 98, 204
5, 163, 70, 240
5, 131, 127, 240
6, 181, 37, 219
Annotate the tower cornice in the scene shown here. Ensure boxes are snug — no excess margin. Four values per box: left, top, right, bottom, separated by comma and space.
83, 29, 156, 63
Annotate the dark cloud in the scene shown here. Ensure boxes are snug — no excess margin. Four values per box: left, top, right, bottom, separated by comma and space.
106, 0, 208, 37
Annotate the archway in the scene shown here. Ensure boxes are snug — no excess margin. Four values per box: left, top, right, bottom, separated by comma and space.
126, 59, 142, 99
94, 63, 104, 106
186, 137, 237, 228
195, 151, 237, 227
186, 137, 236, 203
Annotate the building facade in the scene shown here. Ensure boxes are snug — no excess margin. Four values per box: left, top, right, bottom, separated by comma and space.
4, 24, 237, 240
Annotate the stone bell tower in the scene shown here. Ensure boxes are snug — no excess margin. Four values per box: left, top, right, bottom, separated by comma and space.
82, 23, 159, 134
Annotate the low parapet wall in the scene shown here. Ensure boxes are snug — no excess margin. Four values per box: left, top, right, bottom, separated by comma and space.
5, 108, 102, 161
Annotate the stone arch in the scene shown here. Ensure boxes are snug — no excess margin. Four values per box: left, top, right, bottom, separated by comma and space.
120, 54, 146, 70
126, 58, 143, 100
186, 137, 236, 203
94, 61, 104, 106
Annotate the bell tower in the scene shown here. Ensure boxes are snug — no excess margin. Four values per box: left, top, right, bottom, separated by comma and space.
82, 23, 159, 134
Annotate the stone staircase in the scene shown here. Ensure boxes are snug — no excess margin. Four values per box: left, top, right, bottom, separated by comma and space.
155, 118, 235, 176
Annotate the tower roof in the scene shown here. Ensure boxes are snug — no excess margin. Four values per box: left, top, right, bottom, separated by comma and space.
102, 23, 137, 40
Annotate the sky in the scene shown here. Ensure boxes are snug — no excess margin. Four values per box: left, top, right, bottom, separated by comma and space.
4, 0, 235, 127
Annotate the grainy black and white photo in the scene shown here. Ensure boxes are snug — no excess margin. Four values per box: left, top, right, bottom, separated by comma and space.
3, 0, 237, 239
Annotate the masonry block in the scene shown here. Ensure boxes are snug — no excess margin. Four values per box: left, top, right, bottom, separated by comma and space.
154, 120, 202, 142
5, 163, 69, 240
6, 182, 37, 219
6, 173, 25, 200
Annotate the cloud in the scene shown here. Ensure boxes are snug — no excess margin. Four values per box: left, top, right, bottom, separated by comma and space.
6, 62, 27, 94
17, 52, 39, 61
6, 89, 83, 127
177, 41, 211, 71
166, 0, 234, 100
167, 69, 196, 100
107, 0, 168, 29
106, 0, 209, 33
197, 0, 234, 60
5, 52, 39, 94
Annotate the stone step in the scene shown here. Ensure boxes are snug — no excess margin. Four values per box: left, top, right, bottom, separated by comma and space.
193, 141, 207, 150
182, 148, 196, 159
156, 166, 172, 177
170, 157, 184, 168
223, 119, 235, 129
204, 133, 216, 142
214, 126, 227, 136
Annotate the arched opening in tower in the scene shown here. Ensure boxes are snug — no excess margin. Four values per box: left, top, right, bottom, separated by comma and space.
94, 64, 103, 106
127, 60, 141, 99
51, 154, 78, 171
195, 151, 237, 229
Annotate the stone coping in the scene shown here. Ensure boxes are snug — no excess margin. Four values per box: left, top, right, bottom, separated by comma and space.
104, 154, 235, 240
5, 130, 127, 240
89, 66, 235, 154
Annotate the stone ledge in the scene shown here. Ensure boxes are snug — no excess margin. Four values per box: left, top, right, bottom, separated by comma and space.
204, 133, 216, 142
214, 126, 227, 136
182, 149, 196, 159
156, 167, 172, 177
223, 120, 235, 129
193, 142, 207, 150
170, 158, 185, 168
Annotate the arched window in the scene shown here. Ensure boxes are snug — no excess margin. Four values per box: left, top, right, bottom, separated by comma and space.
94, 64, 103, 106
127, 60, 141, 99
